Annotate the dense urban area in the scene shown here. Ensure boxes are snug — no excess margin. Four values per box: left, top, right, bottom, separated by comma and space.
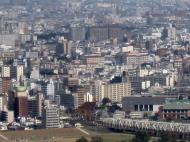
0, 0, 190, 142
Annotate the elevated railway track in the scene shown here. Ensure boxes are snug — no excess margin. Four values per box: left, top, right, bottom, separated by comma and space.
101, 118, 190, 139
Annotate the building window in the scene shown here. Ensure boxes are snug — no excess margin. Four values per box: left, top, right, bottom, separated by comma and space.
149, 105, 153, 111
145, 105, 148, 111
134, 105, 138, 111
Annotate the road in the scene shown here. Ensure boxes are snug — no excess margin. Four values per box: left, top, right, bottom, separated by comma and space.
0, 133, 8, 141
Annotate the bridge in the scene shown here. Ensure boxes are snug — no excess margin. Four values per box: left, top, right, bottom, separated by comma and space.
101, 118, 190, 139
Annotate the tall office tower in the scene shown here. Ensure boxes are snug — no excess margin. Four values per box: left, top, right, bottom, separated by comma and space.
47, 79, 55, 101
40, 79, 55, 101
167, 24, 176, 40
59, 93, 74, 108
57, 37, 72, 57
40, 81, 48, 97
11, 65, 24, 82
56, 43, 64, 57
28, 94, 43, 118
63, 39, 72, 57
14, 86, 28, 118
42, 106, 59, 128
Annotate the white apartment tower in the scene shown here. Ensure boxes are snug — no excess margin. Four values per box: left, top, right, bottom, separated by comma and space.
1, 66, 10, 77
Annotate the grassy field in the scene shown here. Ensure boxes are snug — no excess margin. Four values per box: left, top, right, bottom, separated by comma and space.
48, 134, 133, 142
0, 128, 134, 142
0, 128, 88, 142
0, 128, 162, 142
0, 128, 186, 142
48, 135, 157, 142
100, 134, 133, 142
34, 134, 133, 142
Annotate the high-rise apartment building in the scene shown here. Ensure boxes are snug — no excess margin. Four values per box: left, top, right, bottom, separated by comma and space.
74, 85, 91, 108
95, 81, 131, 103
0, 78, 11, 94
70, 26, 86, 41
95, 75, 131, 103
1, 66, 10, 77
88, 26, 125, 41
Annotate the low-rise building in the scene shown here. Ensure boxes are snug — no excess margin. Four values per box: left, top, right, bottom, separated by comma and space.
160, 99, 190, 120
122, 96, 176, 114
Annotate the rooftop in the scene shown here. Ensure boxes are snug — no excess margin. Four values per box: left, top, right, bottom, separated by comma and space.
15, 86, 26, 92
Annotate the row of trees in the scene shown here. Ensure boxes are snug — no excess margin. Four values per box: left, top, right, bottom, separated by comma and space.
76, 132, 188, 142
132, 132, 187, 142
76, 136, 103, 142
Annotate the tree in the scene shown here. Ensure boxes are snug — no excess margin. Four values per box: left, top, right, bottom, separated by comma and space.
132, 131, 150, 142
108, 104, 121, 113
76, 137, 88, 142
91, 136, 103, 142
158, 133, 177, 142
102, 98, 111, 106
